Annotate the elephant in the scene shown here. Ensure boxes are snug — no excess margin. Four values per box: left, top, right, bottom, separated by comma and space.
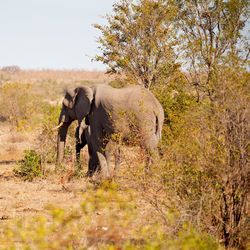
56, 84, 164, 176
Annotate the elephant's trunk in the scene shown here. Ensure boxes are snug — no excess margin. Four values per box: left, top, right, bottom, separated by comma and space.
56, 111, 71, 167
56, 125, 69, 165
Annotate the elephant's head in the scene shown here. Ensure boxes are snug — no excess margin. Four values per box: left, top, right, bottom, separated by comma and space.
56, 86, 94, 165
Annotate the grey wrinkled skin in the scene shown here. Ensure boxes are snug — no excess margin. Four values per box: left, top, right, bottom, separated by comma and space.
56, 84, 164, 177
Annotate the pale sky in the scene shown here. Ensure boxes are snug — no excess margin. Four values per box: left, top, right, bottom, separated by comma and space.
0, 0, 117, 70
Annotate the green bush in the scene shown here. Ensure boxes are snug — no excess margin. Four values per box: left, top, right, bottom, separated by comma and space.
14, 150, 42, 180
169, 228, 219, 250
152, 74, 196, 146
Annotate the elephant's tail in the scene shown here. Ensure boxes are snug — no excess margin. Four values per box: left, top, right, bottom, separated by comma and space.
155, 113, 162, 140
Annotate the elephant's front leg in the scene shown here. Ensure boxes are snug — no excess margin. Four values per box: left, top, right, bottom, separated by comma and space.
98, 135, 111, 177
87, 152, 98, 177
86, 149, 110, 177
75, 126, 87, 165
89, 139, 110, 177
84, 126, 102, 176
90, 145, 110, 178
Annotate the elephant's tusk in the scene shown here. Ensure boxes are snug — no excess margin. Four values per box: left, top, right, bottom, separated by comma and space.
52, 122, 64, 130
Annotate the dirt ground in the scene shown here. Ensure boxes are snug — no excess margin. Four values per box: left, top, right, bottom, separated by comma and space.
0, 123, 144, 222
0, 124, 92, 222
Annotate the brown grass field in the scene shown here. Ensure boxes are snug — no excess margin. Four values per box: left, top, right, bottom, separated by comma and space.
0, 69, 173, 249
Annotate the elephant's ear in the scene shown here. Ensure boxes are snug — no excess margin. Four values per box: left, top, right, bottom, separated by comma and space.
63, 89, 76, 108
75, 86, 94, 123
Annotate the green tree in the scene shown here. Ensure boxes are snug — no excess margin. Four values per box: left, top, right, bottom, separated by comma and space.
177, 0, 249, 100
176, 1, 249, 248
94, 0, 180, 89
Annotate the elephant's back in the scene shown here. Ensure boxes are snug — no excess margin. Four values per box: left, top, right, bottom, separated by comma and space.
125, 86, 163, 115
94, 83, 164, 121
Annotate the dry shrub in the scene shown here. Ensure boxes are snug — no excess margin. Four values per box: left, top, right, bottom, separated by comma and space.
126, 67, 249, 249
209, 67, 249, 249
0, 82, 41, 129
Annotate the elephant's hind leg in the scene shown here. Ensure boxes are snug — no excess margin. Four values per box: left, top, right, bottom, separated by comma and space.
97, 152, 110, 178
144, 147, 159, 173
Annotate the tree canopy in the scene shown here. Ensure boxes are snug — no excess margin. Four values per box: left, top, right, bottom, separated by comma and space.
94, 0, 249, 91
177, 0, 249, 98
94, 0, 180, 89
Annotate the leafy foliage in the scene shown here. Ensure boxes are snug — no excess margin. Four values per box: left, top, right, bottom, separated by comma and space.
177, 0, 249, 98
14, 150, 42, 180
152, 72, 196, 145
94, 0, 180, 89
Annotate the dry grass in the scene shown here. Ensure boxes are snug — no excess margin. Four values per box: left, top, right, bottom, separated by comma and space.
0, 124, 36, 156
